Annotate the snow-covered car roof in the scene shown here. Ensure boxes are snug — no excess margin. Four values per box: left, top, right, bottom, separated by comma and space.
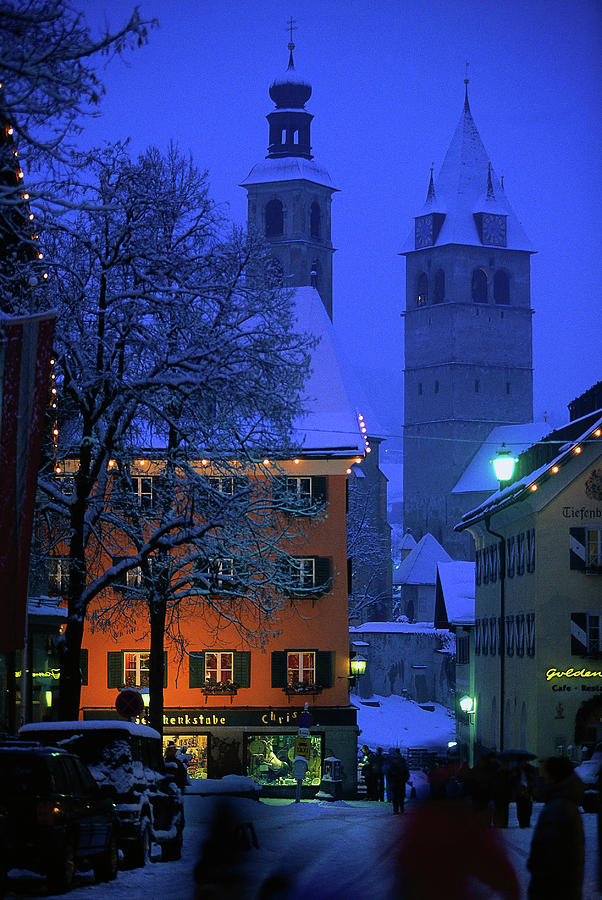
20, 720, 161, 740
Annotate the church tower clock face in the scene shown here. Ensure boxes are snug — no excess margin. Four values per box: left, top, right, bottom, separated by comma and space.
415, 215, 434, 248
481, 213, 507, 247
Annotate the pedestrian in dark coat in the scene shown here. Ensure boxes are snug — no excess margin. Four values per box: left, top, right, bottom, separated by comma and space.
527, 756, 585, 900
512, 760, 536, 827
360, 745, 378, 801
374, 747, 387, 802
387, 749, 410, 813
164, 742, 188, 789
491, 758, 513, 828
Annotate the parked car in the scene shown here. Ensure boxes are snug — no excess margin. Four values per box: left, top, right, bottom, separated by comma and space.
575, 745, 602, 813
20, 720, 184, 867
0, 738, 119, 894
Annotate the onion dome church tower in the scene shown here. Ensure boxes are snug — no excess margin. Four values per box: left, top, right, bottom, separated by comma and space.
240, 34, 337, 319
401, 81, 535, 558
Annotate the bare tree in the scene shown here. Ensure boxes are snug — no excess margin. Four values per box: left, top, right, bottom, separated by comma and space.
35, 143, 317, 721
0, 0, 156, 312
347, 477, 391, 622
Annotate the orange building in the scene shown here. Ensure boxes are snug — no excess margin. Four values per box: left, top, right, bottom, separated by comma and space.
76, 286, 365, 798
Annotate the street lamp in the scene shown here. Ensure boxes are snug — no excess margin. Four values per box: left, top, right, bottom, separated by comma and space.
349, 654, 367, 678
459, 694, 476, 714
491, 443, 517, 487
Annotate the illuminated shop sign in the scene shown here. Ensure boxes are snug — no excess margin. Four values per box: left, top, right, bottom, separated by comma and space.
546, 666, 602, 693
128, 707, 357, 728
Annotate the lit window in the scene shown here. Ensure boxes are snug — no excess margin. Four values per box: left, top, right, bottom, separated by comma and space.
587, 530, 602, 569
205, 651, 233, 684
196, 558, 235, 590
124, 651, 149, 687
287, 651, 315, 685
286, 476, 312, 503
132, 476, 154, 508
289, 557, 316, 589
208, 476, 235, 495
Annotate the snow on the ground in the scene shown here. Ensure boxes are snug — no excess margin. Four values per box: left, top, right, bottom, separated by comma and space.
352, 691, 456, 752
5, 694, 600, 899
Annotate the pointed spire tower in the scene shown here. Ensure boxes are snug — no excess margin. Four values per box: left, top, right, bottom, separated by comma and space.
240, 23, 337, 319
401, 78, 535, 558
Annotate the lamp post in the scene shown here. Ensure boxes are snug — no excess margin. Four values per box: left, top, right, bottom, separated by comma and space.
484, 445, 517, 752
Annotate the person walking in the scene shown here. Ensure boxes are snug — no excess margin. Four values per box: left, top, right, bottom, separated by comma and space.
164, 742, 189, 790
512, 759, 536, 828
387, 749, 410, 814
374, 747, 387, 802
527, 756, 585, 900
360, 745, 377, 801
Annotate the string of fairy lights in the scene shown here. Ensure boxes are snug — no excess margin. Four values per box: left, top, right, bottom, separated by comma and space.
1, 82, 55, 468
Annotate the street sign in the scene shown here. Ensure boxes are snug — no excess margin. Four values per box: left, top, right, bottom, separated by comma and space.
297, 709, 313, 729
294, 736, 312, 760
115, 688, 144, 719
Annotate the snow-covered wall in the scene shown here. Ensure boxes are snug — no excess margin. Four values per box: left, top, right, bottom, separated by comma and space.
350, 624, 455, 708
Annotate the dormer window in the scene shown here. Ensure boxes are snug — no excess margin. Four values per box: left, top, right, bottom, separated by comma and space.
265, 199, 284, 237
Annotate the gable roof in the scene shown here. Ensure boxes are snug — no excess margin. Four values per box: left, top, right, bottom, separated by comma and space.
436, 561, 475, 625
291, 286, 364, 456
394, 532, 452, 586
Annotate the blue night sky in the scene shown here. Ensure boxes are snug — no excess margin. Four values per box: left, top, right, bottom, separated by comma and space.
77, 0, 600, 476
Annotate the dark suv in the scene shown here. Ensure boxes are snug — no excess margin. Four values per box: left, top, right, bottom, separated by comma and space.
0, 740, 119, 894
20, 721, 185, 867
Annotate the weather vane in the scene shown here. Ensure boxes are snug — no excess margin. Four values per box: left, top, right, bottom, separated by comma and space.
287, 15, 297, 50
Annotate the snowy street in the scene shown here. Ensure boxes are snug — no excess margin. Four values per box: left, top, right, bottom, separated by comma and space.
5, 790, 601, 900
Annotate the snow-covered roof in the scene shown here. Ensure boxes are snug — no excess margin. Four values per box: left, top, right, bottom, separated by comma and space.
457, 413, 602, 529
437, 561, 475, 625
27, 597, 67, 617
240, 156, 337, 191
402, 94, 534, 253
291, 286, 364, 456
20, 720, 162, 739
350, 621, 442, 634
393, 533, 452, 586
452, 422, 551, 495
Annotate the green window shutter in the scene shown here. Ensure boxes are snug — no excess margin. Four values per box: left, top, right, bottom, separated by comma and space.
316, 651, 333, 688
107, 651, 122, 689
315, 556, 332, 593
163, 650, 168, 688
189, 652, 205, 688
271, 651, 287, 687
233, 651, 251, 688
80, 649, 89, 686
312, 476, 328, 504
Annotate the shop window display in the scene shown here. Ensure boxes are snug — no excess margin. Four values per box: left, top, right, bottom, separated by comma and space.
246, 733, 323, 786
162, 734, 208, 780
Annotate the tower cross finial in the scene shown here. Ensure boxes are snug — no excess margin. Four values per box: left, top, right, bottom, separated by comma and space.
464, 60, 470, 84
464, 61, 470, 110
287, 15, 297, 50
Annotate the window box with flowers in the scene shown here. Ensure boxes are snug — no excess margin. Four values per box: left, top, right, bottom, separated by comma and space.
202, 678, 239, 703
283, 678, 323, 698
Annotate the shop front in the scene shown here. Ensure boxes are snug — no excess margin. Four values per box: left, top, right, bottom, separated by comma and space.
83, 705, 359, 798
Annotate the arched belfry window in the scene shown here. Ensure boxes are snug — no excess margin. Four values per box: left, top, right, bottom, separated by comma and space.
310, 202, 321, 239
265, 199, 284, 237
434, 269, 445, 303
417, 272, 428, 306
471, 268, 488, 303
494, 270, 510, 305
